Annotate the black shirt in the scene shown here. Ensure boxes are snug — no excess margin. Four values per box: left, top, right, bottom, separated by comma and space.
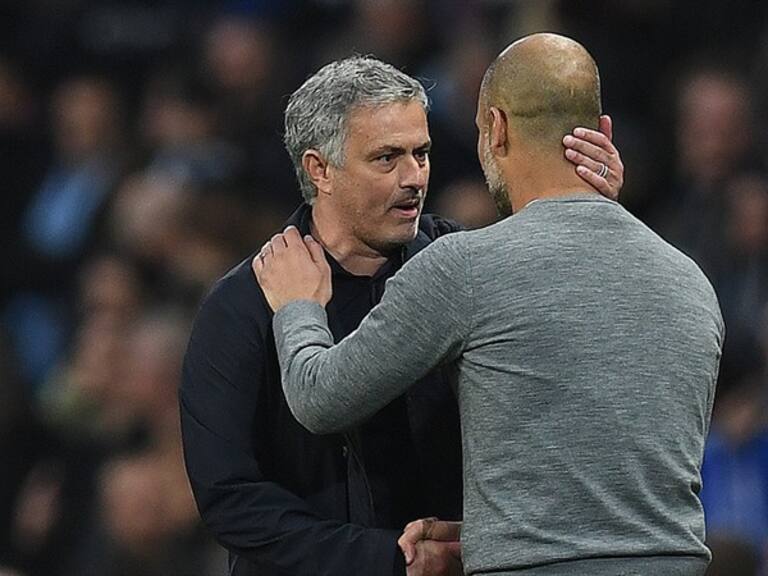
180, 204, 463, 576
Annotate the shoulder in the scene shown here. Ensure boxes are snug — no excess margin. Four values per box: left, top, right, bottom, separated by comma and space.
403, 213, 464, 262
192, 254, 272, 338
617, 209, 724, 330
399, 228, 472, 286
650, 227, 721, 304
418, 213, 464, 240
205, 255, 262, 307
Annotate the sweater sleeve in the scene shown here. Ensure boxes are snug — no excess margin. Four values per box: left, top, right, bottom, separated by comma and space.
274, 234, 473, 434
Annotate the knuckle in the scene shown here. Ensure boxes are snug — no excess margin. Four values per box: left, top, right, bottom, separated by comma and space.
588, 147, 603, 161
572, 140, 588, 152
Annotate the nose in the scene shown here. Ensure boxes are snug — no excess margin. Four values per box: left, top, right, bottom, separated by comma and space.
399, 154, 428, 191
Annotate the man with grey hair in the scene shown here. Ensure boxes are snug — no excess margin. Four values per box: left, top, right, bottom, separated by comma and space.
181, 54, 624, 576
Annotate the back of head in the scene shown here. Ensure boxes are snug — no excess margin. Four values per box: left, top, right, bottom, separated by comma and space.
480, 33, 601, 154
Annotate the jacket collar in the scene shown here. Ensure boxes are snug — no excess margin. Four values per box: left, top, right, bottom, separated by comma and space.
284, 203, 433, 276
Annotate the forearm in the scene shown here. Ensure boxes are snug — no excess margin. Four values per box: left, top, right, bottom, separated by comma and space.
273, 299, 416, 433
274, 238, 471, 434
204, 488, 404, 576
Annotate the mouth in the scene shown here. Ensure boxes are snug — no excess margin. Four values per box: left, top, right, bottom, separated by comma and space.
390, 197, 422, 220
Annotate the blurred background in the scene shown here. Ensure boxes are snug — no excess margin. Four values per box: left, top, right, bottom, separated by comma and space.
1, 1, 768, 575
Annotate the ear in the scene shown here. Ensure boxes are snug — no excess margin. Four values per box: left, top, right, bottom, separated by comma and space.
488, 106, 509, 157
302, 149, 332, 196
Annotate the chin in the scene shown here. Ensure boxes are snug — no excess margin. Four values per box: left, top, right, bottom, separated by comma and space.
371, 225, 420, 255
398, 218, 421, 242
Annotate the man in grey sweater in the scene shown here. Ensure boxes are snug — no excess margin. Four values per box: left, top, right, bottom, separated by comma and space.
254, 33, 724, 575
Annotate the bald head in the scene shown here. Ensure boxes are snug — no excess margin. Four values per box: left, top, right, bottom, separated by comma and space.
480, 33, 601, 153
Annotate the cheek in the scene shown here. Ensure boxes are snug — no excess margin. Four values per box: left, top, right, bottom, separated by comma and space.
478, 136, 489, 172
335, 167, 413, 237
334, 189, 387, 245
360, 177, 397, 214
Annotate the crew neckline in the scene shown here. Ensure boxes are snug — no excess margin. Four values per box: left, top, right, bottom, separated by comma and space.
519, 192, 613, 213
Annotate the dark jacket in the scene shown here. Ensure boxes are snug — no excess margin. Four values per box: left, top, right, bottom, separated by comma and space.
180, 204, 463, 576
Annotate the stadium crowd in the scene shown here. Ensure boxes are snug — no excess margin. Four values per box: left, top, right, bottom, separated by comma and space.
1, 1, 768, 575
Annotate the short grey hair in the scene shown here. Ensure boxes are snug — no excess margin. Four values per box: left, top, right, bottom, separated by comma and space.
284, 56, 429, 203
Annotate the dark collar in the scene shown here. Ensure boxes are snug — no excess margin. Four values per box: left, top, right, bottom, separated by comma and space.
284, 203, 433, 278
284, 203, 313, 235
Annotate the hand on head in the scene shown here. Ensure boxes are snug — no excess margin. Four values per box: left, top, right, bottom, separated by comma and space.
563, 114, 624, 200
398, 517, 462, 576
252, 226, 332, 312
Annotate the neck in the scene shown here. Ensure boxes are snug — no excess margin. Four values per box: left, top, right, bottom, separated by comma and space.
513, 184, 599, 212
507, 152, 600, 213
310, 203, 389, 276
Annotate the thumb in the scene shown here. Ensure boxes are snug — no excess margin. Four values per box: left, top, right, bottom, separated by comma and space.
305, 235, 328, 267
445, 541, 462, 559
599, 114, 613, 141
397, 535, 417, 565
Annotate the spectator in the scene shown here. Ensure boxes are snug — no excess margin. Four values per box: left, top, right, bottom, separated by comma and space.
202, 12, 297, 210
4, 76, 126, 388
652, 66, 756, 275
701, 336, 768, 562
712, 173, 768, 342
0, 333, 43, 574
139, 67, 243, 188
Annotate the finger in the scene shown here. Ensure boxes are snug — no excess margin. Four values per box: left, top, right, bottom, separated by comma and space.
445, 540, 462, 559
259, 241, 273, 260
304, 235, 327, 266
397, 534, 417, 565
283, 225, 302, 246
403, 517, 436, 540
400, 525, 424, 546
564, 148, 603, 175
270, 233, 288, 252
563, 136, 613, 165
576, 165, 614, 198
251, 254, 263, 278
599, 114, 613, 141
571, 127, 617, 155
404, 517, 438, 533
422, 521, 461, 542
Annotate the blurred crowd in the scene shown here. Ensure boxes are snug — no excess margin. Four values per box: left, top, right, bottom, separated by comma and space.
2, 1, 768, 575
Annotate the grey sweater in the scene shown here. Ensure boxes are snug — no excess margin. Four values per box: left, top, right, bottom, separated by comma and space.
274, 194, 724, 575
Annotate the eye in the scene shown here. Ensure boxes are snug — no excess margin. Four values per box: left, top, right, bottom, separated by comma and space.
414, 149, 429, 163
373, 153, 398, 168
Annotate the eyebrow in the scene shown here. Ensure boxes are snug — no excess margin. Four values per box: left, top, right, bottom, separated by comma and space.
367, 141, 432, 159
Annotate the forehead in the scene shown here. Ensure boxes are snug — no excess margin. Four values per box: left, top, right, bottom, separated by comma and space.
345, 101, 428, 151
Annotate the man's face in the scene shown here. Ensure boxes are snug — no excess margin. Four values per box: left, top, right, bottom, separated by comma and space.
326, 101, 431, 255
476, 104, 512, 217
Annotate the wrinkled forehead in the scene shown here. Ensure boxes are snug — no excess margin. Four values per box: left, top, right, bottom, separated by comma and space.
345, 100, 430, 149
